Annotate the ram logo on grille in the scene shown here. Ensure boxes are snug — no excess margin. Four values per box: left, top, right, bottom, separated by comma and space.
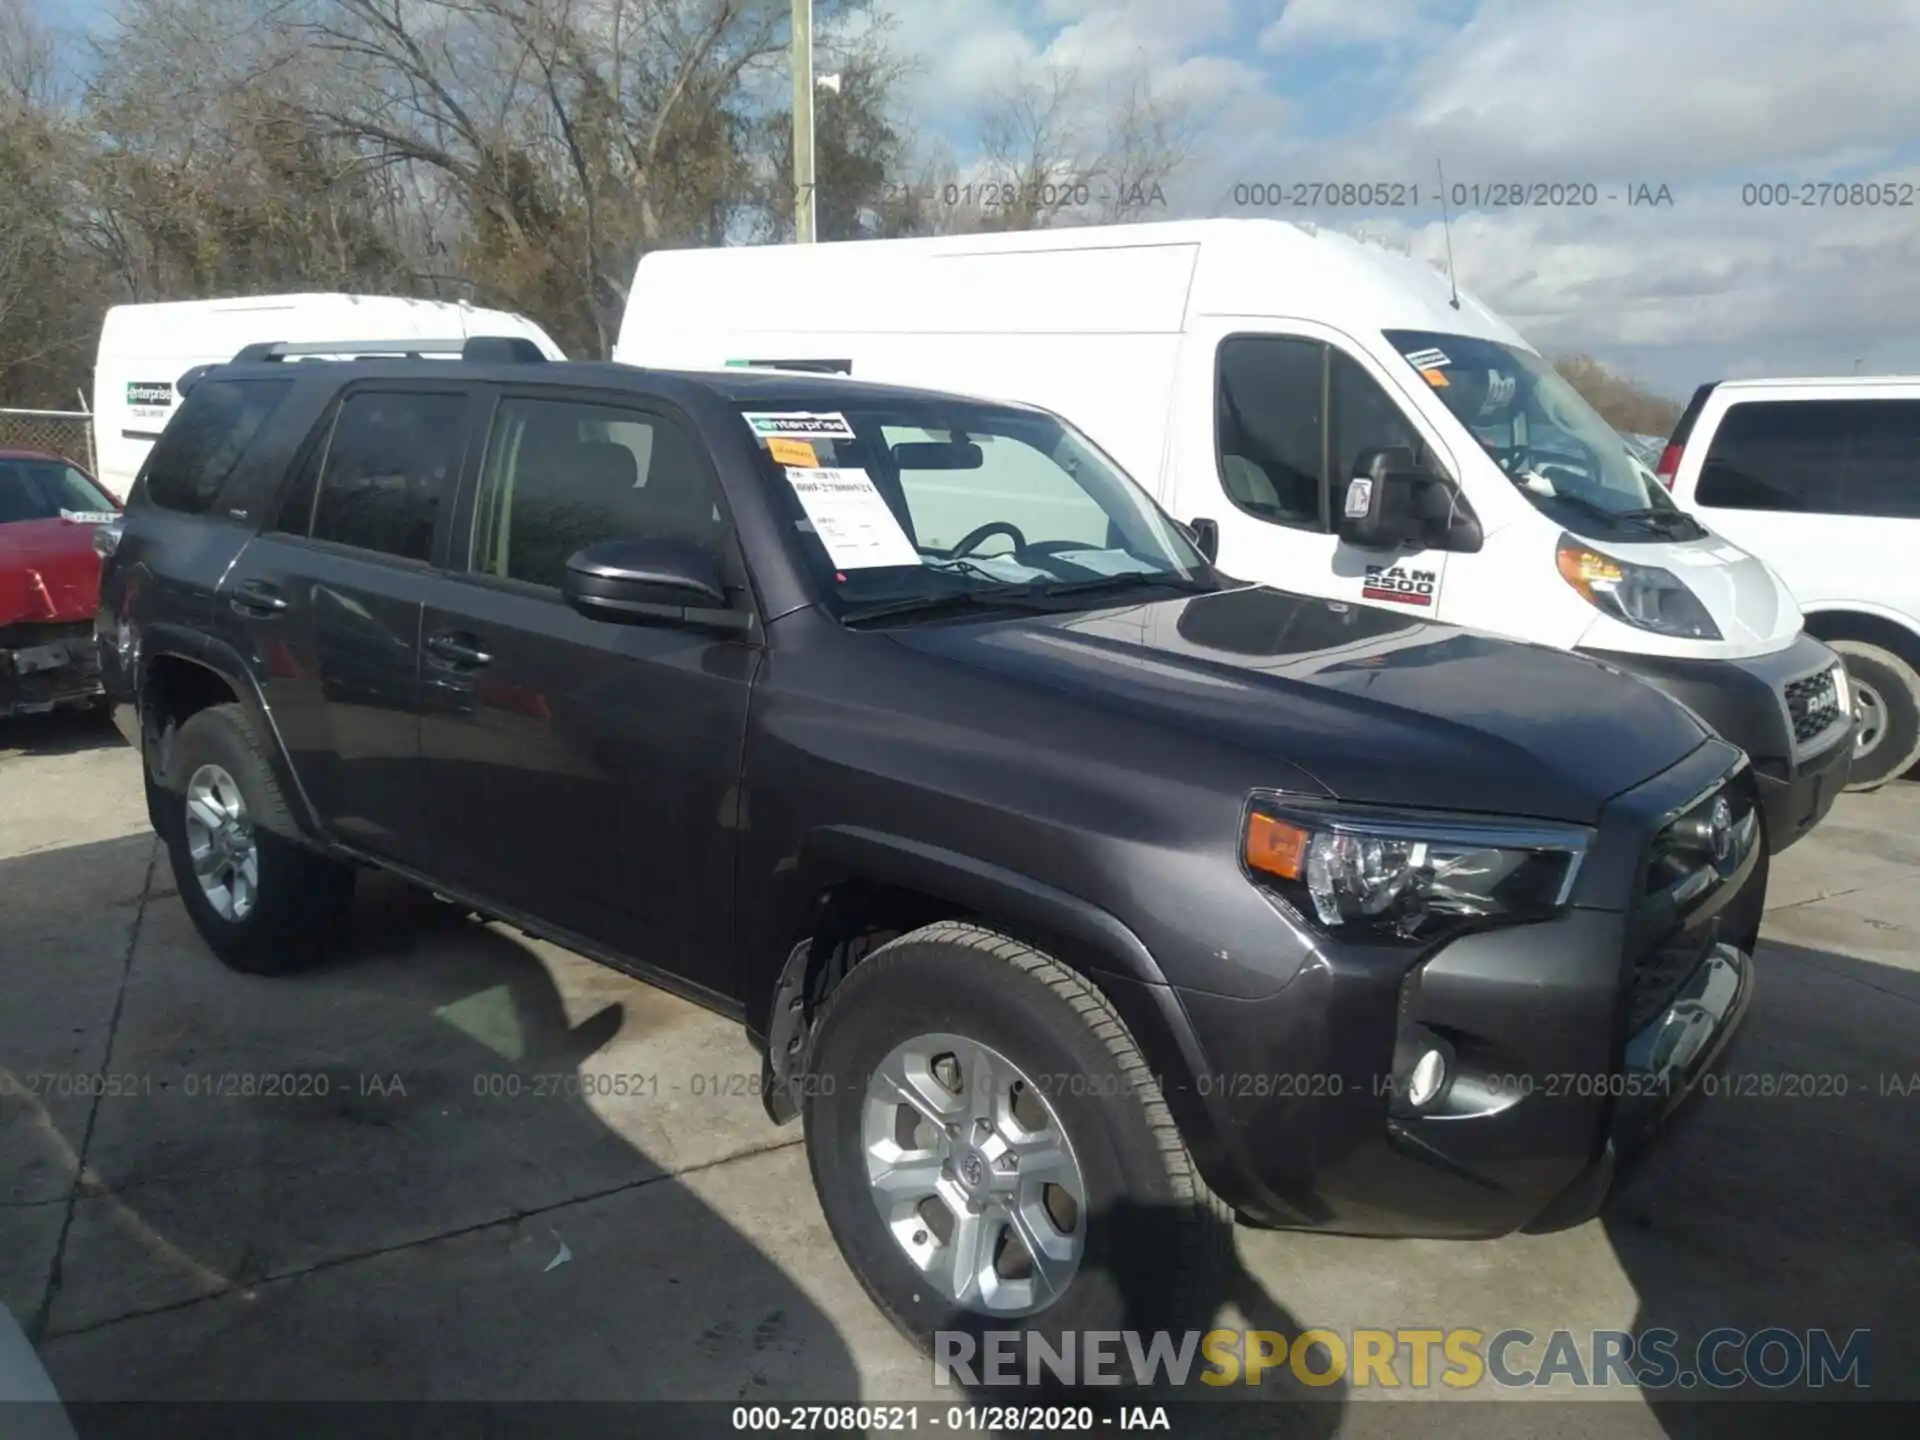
1784, 667, 1842, 746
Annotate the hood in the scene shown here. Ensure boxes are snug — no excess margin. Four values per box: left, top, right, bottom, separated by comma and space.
887, 586, 1710, 824
0, 517, 107, 627
1590, 531, 1803, 650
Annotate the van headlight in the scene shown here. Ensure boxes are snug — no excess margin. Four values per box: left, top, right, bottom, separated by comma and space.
1242, 795, 1589, 941
1555, 536, 1721, 640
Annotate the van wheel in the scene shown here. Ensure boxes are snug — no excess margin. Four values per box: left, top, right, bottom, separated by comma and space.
159, 704, 354, 974
802, 922, 1229, 1368
1835, 641, 1920, 791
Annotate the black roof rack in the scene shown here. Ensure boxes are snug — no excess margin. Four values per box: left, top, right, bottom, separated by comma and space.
228, 336, 547, 364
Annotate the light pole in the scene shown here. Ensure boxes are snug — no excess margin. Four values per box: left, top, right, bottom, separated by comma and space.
792, 0, 815, 243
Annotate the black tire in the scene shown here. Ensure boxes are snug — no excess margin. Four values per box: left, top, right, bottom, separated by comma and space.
158, 703, 354, 975
803, 922, 1230, 1372
1834, 640, 1920, 791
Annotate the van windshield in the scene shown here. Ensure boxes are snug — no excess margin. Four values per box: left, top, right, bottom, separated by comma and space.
1384, 331, 1705, 541
735, 398, 1216, 623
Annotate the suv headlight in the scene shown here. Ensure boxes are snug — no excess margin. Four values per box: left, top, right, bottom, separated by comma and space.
1242, 795, 1590, 941
1555, 536, 1721, 640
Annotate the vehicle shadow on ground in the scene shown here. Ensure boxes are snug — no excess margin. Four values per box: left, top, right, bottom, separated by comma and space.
1600, 939, 1919, 1437
0, 709, 125, 760
937, 1199, 1350, 1435
1, 835, 864, 1435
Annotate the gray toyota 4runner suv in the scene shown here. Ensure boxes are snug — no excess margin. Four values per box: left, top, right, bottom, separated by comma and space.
96, 339, 1761, 1348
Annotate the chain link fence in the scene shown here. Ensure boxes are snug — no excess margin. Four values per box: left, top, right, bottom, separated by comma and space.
0, 409, 98, 474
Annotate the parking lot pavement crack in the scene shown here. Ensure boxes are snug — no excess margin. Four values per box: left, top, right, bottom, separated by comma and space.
40, 1132, 804, 1342
28, 838, 159, 1343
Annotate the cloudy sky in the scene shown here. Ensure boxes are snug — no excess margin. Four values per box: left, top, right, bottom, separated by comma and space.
871, 0, 1920, 398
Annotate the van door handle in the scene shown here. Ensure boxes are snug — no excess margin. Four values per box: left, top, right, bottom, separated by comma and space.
425, 631, 493, 668
230, 580, 288, 616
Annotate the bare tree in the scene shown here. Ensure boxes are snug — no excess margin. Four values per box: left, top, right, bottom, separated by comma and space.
931, 62, 1199, 234
1553, 353, 1683, 436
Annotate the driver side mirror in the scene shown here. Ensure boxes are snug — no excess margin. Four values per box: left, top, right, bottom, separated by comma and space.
1337, 448, 1481, 553
1185, 517, 1220, 564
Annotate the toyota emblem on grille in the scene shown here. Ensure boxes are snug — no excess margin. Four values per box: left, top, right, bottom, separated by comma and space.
1708, 797, 1733, 861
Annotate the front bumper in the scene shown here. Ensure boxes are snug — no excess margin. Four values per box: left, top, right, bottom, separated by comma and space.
1580, 634, 1854, 853
0, 622, 103, 718
1152, 742, 1761, 1239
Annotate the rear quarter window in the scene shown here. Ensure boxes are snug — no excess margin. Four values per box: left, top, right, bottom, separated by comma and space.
138, 379, 294, 514
1697, 398, 1920, 519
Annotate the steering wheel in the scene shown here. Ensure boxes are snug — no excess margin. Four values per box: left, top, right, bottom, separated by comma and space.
949, 521, 1028, 558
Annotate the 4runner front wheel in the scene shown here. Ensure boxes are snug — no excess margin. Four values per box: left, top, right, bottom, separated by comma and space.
159, 704, 354, 975
803, 922, 1228, 1362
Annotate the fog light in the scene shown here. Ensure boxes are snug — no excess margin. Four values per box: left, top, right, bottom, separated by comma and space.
1407, 1048, 1448, 1108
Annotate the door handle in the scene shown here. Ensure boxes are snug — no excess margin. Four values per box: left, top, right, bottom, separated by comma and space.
425, 631, 493, 668
230, 580, 288, 616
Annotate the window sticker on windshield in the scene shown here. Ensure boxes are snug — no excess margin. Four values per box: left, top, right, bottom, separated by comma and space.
766, 436, 819, 466
783, 467, 921, 569
1403, 347, 1450, 370
1419, 368, 1450, 388
744, 411, 855, 440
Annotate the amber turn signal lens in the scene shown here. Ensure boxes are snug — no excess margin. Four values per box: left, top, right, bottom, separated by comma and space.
1554, 543, 1622, 601
1245, 811, 1309, 881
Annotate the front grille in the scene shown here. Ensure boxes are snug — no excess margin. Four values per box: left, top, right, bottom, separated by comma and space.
1627, 778, 1758, 1035
1627, 929, 1713, 1032
1784, 666, 1842, 746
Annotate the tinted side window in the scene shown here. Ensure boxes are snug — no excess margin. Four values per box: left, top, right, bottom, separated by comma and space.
140, 379, 293, 514
310, 391, 467, 561
1330, 351, 1424, 481
1697, 401, 1851, 512
1839, 401, 1920, 519
1217, 337, 1326, 531
472, 397, 730, 591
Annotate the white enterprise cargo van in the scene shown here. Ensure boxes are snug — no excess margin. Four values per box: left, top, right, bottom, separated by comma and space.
93, 293, 565, 498
615, 219, 1859, 849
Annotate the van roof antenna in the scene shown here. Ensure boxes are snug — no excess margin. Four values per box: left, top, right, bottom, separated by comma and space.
1435, 158, 1462, 310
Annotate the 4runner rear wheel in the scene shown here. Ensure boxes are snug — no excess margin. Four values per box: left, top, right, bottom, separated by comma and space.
803, 922, 1228, 1365
1835, 640, 1920, 791
159, 704, 354, 975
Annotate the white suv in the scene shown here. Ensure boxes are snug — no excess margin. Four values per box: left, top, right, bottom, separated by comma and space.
1659, 377, 1920, 789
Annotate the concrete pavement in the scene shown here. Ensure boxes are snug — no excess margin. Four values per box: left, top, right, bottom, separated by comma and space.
1, 708, 1914, 1433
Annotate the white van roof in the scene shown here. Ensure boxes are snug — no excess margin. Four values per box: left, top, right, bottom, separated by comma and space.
99, 292, 565, 360
625, 218, 1527, 350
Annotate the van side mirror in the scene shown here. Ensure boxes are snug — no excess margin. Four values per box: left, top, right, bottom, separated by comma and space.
1337, 448, 1479, 553
562, 538, 748, 632
1185, 517, 1220, 564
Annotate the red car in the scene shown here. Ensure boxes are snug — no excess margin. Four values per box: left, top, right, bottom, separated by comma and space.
0, 448, 120, 719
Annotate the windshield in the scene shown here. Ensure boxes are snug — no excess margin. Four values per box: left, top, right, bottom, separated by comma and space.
735, 398, 1213, 621
0, 458, 116, 525
1384, 331, 1701, 538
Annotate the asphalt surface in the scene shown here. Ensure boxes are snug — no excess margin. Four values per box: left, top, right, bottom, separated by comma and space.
1, 708, 1914, 1437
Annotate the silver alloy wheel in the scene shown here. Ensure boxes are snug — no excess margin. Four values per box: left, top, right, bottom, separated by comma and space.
1854, 679, 1886, 760
862, 1032, 1087, 1316
183, 763, 259, 922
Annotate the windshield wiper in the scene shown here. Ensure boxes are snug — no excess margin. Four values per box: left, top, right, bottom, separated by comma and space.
840, 571, 1209, 627
1027, 572, 1214, 600
839, 587, 1059, 626
1522, 484, 1683, 537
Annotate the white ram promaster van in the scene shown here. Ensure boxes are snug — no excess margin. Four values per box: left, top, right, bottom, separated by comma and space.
615, 219, 1857, 849
1658, 376, 1920, 789
93, 294, 564, 498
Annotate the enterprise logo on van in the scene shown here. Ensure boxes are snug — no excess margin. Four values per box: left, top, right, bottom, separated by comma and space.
126, 381, 174, 408
1362, 564, 1437, 607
